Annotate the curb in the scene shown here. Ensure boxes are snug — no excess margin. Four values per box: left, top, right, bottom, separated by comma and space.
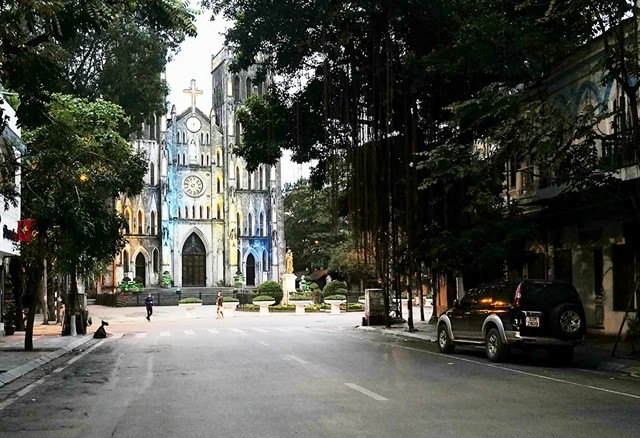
0, 335, 93, 388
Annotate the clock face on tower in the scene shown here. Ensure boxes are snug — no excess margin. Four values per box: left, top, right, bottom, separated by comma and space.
186, 116, 201, 133
183, 175, 204, 197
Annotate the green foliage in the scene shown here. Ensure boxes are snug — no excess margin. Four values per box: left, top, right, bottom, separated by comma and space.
269, 304, 295, 312
252, 295, 276, 302
222, 296, 239, 302
324, 294, 346, 301
242, 304, 259, 311
21, 94, 147, 281
304, 304, 321, 312
289, 292, 311, 301
323, 281, 347, 297
328, 239, 376, 287
309, 283, 319, 290
179, 297, 202, 304
256, 280, 283, 304
341, 303, 363, 311
162, 271, 173, 286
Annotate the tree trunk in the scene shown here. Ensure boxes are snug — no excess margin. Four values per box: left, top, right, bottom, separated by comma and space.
41, 258, 48, 324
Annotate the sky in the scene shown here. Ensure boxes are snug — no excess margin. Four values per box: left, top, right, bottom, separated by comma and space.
164, 11, 310, 186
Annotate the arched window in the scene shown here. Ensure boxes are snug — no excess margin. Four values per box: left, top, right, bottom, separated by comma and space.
248, 213, 253, 236
199, 205, 203, 219
178, 207, 182, 218
182, 153, 186, 165
150, 162, 155, 186
217, 176, 222, 193
237, 212, 242, 236
233, 76, 240, 100
260, 212, 265, 237
246, 78, 252, 98
207, 206, 211, 219
200, 132, 204, 145
137, 210, 143, 234
153, 248, 159, 273
237, 249, 241, 268
217, 203, 222, 219
262, 250, 267, 270
185, 206, 189, 219
216, 149, 222, 166
260, 166, 264, 189
244, 170, 249, 189
248, 172, 253, 190
235, 120, 241, 141
151, 211, 156, 235
201, 154, 204, 166
206, 133, 210, 145
206, 154, 210, 166
125, 208, 132, 234
123, 250, 129, 271
236, 166, 241, 189
182, 131, 186, 143
192, 206, 195, 218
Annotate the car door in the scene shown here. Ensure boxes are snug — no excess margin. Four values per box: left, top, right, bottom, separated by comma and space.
468, 286, 497, 339
449, 289, 477, 339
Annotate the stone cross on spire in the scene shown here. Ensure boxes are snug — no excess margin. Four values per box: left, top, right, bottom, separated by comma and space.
183, 79, 203, 114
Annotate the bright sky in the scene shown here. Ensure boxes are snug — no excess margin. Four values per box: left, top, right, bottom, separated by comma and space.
165, 10, 310, 186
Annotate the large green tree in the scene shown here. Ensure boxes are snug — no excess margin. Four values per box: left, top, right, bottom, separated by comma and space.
17, 94, 146, 349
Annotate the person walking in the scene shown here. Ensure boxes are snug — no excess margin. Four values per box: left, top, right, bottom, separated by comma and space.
145, 292, 154, 321
216, 292, 224, 319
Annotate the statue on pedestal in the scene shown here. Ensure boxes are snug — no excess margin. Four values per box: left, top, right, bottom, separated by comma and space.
285, 249, 294, 274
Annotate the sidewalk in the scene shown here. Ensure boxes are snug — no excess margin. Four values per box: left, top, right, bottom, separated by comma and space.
360, 317, 640, 377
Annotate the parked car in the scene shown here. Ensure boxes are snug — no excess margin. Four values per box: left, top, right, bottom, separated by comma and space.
437, 279, 586, 364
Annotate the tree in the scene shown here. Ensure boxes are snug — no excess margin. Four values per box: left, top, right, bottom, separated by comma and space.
0, 0, 197, 132
18, 94, 146, 349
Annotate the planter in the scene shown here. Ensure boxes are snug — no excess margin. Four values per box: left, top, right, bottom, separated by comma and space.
179, 302, 202, 318
324, 299, 345, 315
222, 301, 239, 318
3, 323, 15, 336
254, 300, 275, 315
291, 300, 312, 315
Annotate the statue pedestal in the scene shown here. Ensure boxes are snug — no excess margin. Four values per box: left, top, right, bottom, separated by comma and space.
281, 273, 296, 306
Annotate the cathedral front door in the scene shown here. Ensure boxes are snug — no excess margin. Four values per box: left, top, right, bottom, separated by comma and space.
182, 233, 206, 286
246, 253, 256, 286
135, 253, 146, 286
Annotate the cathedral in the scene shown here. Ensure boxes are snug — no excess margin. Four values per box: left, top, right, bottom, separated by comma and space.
104, 47, 286, 290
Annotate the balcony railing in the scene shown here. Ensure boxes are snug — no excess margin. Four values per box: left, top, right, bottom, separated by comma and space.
601, 131, 638, 169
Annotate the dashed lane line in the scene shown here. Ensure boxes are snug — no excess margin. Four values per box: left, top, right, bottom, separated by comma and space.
345, 383, 388, 401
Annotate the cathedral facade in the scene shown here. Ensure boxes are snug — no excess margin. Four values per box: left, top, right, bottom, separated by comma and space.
103, 48, 285, 290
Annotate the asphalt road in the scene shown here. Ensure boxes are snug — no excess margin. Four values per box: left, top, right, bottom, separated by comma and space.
1, 313, 639, 438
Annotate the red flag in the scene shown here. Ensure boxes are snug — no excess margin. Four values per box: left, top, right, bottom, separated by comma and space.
18, 219, 34, 242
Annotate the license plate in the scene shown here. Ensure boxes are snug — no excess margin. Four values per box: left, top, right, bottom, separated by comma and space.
525, 316, 540, 327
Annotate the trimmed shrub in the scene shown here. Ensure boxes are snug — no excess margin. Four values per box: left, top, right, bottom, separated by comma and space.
323, 281, 347, 297
256, 280, 283, 304
341, 302, 363, 311
324, 294, 346, 301
253, 295, 276, 302
269, 304, 295, 312
223, 296, 239, 302
243, 304, 259, 311
179, 297, 202, 304
289, 292, 312, 301
304, 304, 321, 312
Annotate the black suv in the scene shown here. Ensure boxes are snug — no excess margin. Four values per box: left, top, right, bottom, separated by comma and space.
437, 280, 586, 364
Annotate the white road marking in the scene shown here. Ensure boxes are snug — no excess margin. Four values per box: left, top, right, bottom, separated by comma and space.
206, 328, 221, 334
229, 328, 248, 336
135, 333, 147, 339
287, 355, 309, 365
251, 328, 268, 333
390, 343, 640, 400
160, 332, 170, 337
184, 330, 196, 335
345, 383, 388, 401
259, 342, 270, 346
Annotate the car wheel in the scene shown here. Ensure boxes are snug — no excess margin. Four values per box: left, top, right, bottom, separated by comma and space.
437, 324, 455, 354
550, 303, 585, 340
485, 327, 510, 362
548, 346, 574, 366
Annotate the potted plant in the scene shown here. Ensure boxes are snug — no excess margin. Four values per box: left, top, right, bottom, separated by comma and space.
252, 295, 275, 315
222, 296, 240, 317
234, 271, 244, 287
2, 303, 16, 335
289, 292, 312, 315
162, 271, 173, 288
324, 294, 346, 314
